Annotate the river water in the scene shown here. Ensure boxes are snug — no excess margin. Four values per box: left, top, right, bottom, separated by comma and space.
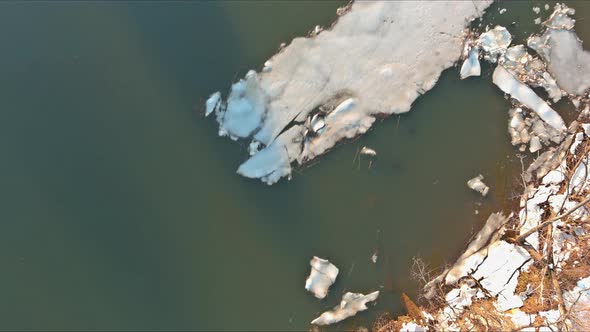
1, 1, 588, 330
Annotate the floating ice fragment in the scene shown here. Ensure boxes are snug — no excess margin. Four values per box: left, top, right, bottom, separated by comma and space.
370, 252, 378, 264
311, 291, 379, 325
530, 136, 542, 153
248, 140, 261, 156
360, 146, 377, 157
478, 26, 512, 62
305, 256, 339, 299
492, 65, 566, 131
500, 45, 563, 103
218, 71, 267, 139
533, 7, 540, 14
237, 126, 301, 185
205, 91, 221, 117
460, 47, 481, 79
545, 30, 590, 95
545, 3, 575, 30
310, 114, 326, 134
400, 322, 428, 332
499, 8, 507, 14
262, 60, 272, 72
446, 282, 478, 309
534, 17, 542, 25
467, 174, 489, 196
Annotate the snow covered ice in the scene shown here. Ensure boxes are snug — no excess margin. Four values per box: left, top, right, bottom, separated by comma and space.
311, 291, 379, 325
305, 256, 339, 299
205, 1, 492, 184
460, 47, 481, 79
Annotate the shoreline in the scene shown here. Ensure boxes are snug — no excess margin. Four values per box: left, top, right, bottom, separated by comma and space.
374, 4, 590, 331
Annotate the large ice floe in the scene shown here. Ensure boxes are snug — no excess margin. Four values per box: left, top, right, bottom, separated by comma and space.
528, 4, 590, 96
205, 1, 492, 184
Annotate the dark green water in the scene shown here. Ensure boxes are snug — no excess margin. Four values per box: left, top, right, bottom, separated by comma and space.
0, 1, 587, 330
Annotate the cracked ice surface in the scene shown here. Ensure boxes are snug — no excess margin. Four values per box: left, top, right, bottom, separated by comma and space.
208, 1, 492, 184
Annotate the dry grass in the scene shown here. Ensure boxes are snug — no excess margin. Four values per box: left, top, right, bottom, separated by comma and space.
400, 293, 424, 322
560, 242, 590, 291
372, 313, 414, 332
456, 298, 516, 331
515, 264, 557, 313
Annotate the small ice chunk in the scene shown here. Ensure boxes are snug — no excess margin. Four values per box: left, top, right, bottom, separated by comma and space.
237, 125, 301, 185
310, 114, 326, 133
262, 60, 272, 72
400, 322, 428, 332
545, 4, 550, 11
205, 91, 221, 117
360, 146, 377, 157
527, 33, 551, 59
218, 71, 267, 139
305, 256, 339, 299
460, 47, 481, 79
492, 65, 566, 131
570, 132, 585, 153
478, 26, 512, 62
370, 252, 378, 263
509, 309, 535, 327
495, 290, 524, 312
533, 7, 540, 14
572, 98, 581, 108
541, 72, 563, 102
311, 291, 379, 325
328, 98, 356, 119
467, 174, 489, 196
499, 8, 507, 14
248, 140, 261, 156
530, 136, 542, 153
545, 4, 575, 30
534, 17, 542, 25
